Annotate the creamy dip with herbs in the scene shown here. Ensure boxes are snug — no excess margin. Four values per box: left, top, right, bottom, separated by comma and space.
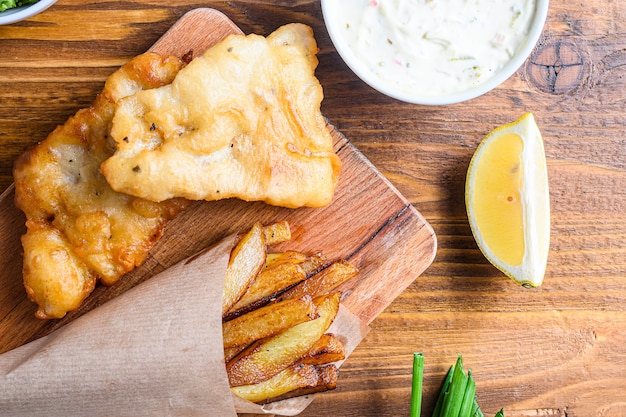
333, 0, 536, 96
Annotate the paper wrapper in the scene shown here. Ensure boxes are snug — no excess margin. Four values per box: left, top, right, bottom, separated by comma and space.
0, 234, 370, 417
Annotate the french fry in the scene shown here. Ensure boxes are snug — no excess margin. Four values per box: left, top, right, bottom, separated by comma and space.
230, 363, 338, 404
276, 260, 358, 303
222, 221, 357, 404
226, 292, 341, 387
224, 346, 242, 363
299, 252, 329, 277
263, 364, 338, 403
265, 251, 308, 268
222, 295, 318, 349
224, 261, 307, 320
222, 222, 266, 316
263, 221, 291, 246
296, 333, 346, 366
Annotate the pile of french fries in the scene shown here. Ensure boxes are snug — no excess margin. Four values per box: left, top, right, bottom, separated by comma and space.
222, 221, 359, 404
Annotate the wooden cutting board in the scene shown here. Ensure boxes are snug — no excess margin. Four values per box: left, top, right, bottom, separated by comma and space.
0, 8, 436, 354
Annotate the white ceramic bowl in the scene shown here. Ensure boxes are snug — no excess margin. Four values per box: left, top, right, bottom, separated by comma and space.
321, 0, 549, 105
0, 0, 56, 25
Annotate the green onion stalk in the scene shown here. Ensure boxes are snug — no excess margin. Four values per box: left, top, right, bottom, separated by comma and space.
410, 353, 504, 417
410, 352, 425, 417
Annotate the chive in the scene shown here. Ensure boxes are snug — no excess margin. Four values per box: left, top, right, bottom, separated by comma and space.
470, 397, 479, 416
410, 353, 424, 417
421, 354, 499, 417
472, 397, 485, 417
432, 365, 455, 417
458, 369, 476, 417
440, 354, 468, 417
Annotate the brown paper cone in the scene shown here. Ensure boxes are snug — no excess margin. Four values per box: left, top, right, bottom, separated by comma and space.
0, 235, 237, 417
0, 234, 369, 417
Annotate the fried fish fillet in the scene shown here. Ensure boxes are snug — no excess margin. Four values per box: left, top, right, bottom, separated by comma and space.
101, 23, 342, 208
13, 53, 189, 319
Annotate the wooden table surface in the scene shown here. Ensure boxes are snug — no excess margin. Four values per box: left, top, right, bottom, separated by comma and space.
2, 1, 625, 416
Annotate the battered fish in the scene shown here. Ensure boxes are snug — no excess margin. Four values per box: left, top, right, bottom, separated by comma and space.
101, 24, 342, 208
13, 53, 190, 319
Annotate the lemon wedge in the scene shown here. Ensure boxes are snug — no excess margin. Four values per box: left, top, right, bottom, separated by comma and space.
465, 113, 550, 287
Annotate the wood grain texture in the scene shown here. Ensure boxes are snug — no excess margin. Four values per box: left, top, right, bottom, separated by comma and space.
1, 1, 626, 416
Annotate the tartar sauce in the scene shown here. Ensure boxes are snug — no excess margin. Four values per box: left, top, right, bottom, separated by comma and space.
333, 0, 536, 96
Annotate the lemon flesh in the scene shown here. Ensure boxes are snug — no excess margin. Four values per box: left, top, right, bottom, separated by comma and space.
466, 113, 550, 287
